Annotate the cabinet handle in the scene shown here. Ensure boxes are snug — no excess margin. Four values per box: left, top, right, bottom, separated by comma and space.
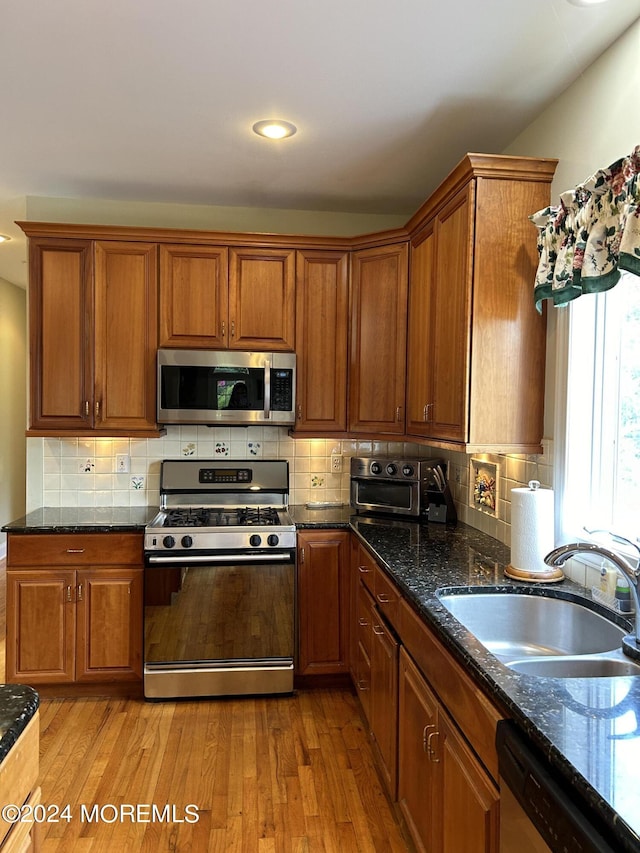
84, 401, 90, 417
95, 400, 101, 421
300, 548, 305, 564
422, 724, 436, 753
66, 585, 73, 602
231, 320, 236, 338
66, 548, 85, 554
427, 730, 440, 762
77, 583, 83, 602
425, 402, 434, 422
297, 404, 302, 421
358, 617, 369, 627
357, 679, 369, 692
373, 623, 385, 636
358, 565, 370, 574
396, 406, 402, 422
221, 320, 226, 338
376, 593, 391, 604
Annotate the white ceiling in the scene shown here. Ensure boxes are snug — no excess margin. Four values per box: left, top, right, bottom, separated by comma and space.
1, 0, 640, 288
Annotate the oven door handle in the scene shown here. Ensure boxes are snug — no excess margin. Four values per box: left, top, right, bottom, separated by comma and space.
147, 552, 293, 564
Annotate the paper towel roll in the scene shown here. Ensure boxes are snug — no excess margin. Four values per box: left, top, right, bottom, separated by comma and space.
510, 483, 555, 575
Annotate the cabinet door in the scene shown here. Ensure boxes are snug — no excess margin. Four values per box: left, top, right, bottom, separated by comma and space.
370, 604, 399, 798
76, 568, 143, 681
427, 185, 474, 442
159, 245, 229, 348
94, 241, 158, 431
406, 222, 436, 438
229, 248, 296, 350
6, 570, 76, 684
295, 249, 349, 432
28, 238, 94, 431
297, 530, 350, 676
398, 648, 440, 853
439, 710, 499, 853
349, 243, 408, 433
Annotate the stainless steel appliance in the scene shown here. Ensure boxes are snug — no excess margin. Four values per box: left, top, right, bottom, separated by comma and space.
350, 457, 457, 522
497, 721, 617, 852
157, 349, 296, 426
144, 459, 296, 699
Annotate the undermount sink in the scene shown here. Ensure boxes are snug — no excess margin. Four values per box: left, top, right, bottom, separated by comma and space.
507, 654, 640, 678
437, 591, 637, 678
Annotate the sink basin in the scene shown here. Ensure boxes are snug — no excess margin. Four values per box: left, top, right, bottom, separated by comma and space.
508, 655, 640, 678
437, 592, 627, 659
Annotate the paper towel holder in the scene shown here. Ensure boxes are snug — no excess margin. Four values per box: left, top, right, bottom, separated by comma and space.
505, 480, 564, 583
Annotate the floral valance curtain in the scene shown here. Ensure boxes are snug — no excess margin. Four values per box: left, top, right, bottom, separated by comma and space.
531, 145, 640, 313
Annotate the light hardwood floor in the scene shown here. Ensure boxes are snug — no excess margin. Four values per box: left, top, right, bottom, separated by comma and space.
0, 560, 409, 852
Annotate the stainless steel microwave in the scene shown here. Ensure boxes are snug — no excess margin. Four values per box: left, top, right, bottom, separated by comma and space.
157, 349, 296, 426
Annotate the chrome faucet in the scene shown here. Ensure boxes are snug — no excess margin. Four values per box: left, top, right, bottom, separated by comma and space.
545, 543, 640, 646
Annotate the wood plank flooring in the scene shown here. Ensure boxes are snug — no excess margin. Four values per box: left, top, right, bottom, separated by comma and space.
1, 557, 409, 852
36, 689, 410, 852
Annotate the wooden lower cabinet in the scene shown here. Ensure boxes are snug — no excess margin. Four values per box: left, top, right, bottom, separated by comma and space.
5, 533, 143, 687
370, 603, 399, 798
296, 529, 350, 676
398, 648, 499, 853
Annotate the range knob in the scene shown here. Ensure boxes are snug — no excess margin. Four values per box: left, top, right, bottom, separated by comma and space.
249, 534, 262, 547
181, 535, 193, 548
370, 461, 382, 475
267, 534, 280, 547
386, 463, 397, 476
162, 535, 176, 549
402, 464, 415, 477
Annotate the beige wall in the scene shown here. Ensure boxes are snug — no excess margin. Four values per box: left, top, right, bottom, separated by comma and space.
503, 16, 640, 437
0, 277, 27, 555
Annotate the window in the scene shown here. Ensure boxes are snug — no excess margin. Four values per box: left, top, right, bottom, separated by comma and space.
561, 271, 640, 545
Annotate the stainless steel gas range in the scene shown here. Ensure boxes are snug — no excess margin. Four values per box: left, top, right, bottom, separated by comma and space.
143, 459, 296, 700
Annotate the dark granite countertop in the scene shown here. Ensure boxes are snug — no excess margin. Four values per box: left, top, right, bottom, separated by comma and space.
0, 685, 39, 764
346, 514, 640, 853
2, 506, 157, 533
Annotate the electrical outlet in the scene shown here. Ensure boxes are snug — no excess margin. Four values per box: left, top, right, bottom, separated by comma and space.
331, 454, 343, 473
116, 454, 130, 473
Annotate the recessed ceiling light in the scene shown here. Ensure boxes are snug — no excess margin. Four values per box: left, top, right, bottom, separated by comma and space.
0, 234, 11, 243
566, 0, 609, 6
252, 119, 297, 140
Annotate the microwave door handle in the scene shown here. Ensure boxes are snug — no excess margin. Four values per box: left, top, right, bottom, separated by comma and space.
264, 358, 271, 419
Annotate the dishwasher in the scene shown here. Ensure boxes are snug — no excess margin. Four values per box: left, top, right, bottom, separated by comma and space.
496, 720, 618, 853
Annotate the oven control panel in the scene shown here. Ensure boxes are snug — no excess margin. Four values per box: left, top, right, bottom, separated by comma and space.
199, 468, 252, 484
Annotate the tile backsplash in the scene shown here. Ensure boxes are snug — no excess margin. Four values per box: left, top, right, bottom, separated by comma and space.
27, 427, 554, 551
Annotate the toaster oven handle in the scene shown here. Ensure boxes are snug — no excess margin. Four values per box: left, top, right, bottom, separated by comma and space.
264, 357, 271, 420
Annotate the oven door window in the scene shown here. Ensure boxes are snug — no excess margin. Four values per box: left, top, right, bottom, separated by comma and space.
144, 562, 294, 666
161, 365, 265, 412
355, 479, 415, 511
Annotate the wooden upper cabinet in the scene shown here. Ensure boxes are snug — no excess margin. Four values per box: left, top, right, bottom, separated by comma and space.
229, 247, 296, 351
159, 244, 229, 348
294, 249, 349, 432
29, 238, 94, 432
406, 153, 557, 453
349, 243, 409, 434
28, 238, 159, 435
94, 241, 158, 432
406, 184, 476, 445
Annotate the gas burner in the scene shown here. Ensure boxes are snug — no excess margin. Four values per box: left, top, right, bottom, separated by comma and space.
163, 508, 212, 528
237, 507, 281, 526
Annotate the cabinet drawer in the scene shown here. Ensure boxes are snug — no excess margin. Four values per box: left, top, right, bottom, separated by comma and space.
374, 565, 401, 630
0, 713, 39, 847
354, 543, 376, 595
356, 581, 375, 657
8, 533, 143, 567
399, 598, 505, 781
